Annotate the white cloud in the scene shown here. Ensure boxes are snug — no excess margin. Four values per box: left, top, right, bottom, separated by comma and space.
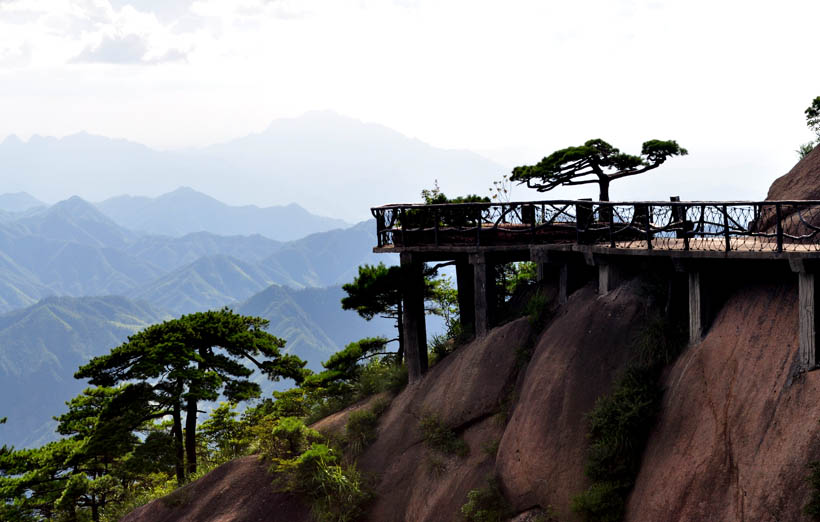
70, 33, 187, 63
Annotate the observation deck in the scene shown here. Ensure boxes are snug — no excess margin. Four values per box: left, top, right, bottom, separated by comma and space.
371, 199, 820, 383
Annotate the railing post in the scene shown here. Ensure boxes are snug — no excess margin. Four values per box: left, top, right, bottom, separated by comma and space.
400, 208, 407, 246
434, 208, 440, 247
521, 204, 536, 240
476, 207, 482, 247
683, 204, 690, 251
670, 196, 683, 239
608, 203, 615, 248
576, 199, 592, 244
634, 203, 651, 250
776, 203, 783, 253
723, 204, 731, 252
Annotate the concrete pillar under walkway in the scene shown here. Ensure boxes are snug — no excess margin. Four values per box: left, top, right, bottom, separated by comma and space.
455, 259, 476, 336
469, 253, 495, 337
400, 252, 428, 383
790, 257, 819, 371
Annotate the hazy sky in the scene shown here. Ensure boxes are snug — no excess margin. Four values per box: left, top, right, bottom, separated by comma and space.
1, 0, 819, 204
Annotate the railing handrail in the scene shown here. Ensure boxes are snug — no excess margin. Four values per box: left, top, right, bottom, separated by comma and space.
372, 199, 820, 212
370, 199, 820, 253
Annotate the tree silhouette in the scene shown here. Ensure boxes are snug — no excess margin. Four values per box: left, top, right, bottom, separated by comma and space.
75, 308, 306, 482
510, 138, 687, 201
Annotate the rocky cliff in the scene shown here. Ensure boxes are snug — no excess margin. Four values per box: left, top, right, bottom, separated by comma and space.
123, 152, 820, 522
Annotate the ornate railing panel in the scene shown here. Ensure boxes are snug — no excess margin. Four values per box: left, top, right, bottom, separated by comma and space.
371, 200, 820, 253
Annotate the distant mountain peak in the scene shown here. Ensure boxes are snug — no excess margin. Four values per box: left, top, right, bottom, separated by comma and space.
0, 192, 44, 212
1, 134, 22, 146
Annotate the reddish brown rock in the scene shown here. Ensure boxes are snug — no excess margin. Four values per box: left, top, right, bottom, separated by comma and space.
358, 318, 531, 522
495, 282, 649, 521
120, 455, 310, 522
766, 145, 820, 201
627, 282, 820, 521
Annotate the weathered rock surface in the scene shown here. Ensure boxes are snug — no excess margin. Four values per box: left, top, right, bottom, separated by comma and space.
766, 145, 820, 201
357, 317, 531, 522
496, 282, 647, 520
627, 282, 820, 521
121, 275, 820, 522
120, 455, 309, 522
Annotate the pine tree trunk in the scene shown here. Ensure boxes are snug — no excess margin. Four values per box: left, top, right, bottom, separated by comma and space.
598, 178, 613, 222
185, 398, 198, 477
172, 398, 185, 484
396, 301, 404, 364
598, 178, 610, 202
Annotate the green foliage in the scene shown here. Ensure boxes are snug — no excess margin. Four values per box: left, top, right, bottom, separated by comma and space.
807, 96, 820, 140
584, 366, 662, 484
511, 138, 687, 201
481, 439, 500, 458
797, 97, 820, 159
199, 402, 248, 463
571, 481, 626, 522
342, 264, 404, 322
345, 410, 379, 456
419, 414, 469, 457
797, 142, 816, 160
75, 308, 306, 482
805, 461, 820, 517
256, 416, 324, 463
460, 477, 512, 522
263, 419, 371, 522
572, 314, 686, 522
524, 288, 550, 328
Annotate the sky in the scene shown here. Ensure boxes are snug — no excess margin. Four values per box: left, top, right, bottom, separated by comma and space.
1, 0, 820, 205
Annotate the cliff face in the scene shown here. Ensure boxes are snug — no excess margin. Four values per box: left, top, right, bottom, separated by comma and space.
628, 282, 820, 521
124, 148, 820, 521
123, 271, 820, 522
766, 145, 820, 201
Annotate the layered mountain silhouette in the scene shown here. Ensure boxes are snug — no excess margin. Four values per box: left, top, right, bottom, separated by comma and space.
97, 186, 348, 240
0, 296, 169, 448
0, 112, 503, 222
0, 192, 383, 313
0, 191, 396, 448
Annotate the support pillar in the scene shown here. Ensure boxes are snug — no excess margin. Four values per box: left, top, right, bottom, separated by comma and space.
470, 253, 493, 337
791, 256, 819, 371
798, 271, 817, 370
558, 263, 569, 305
688, 271, 705, 344
455, 260, 475, 336
597, 262, 620, 296
400, 253, 428, 383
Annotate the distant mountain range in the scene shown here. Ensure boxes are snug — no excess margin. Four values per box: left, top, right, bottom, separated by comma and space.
0, 193, 383, 314
0, 287, 395, 449
96, 187, 348, 240
0, 111, 504, 222
0, 296, 170, 448
0, 189, 398, 449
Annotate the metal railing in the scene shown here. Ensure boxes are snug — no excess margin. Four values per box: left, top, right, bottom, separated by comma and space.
371, 199, 820, 253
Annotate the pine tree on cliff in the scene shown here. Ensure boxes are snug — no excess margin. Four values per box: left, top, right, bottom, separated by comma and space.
341, 262, 443, 363
75, 308, 307, 483
798, 96, 820, 159
510, 138, 688, 201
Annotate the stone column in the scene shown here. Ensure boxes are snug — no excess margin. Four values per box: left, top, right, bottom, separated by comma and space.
469, 253, 493, 337
455, 260, 475, 336
597, 261, 620, 296
790, 256, 819, 371
688, 271, 704, 345
400, 252, 428, 383
798, 271, 817, 370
